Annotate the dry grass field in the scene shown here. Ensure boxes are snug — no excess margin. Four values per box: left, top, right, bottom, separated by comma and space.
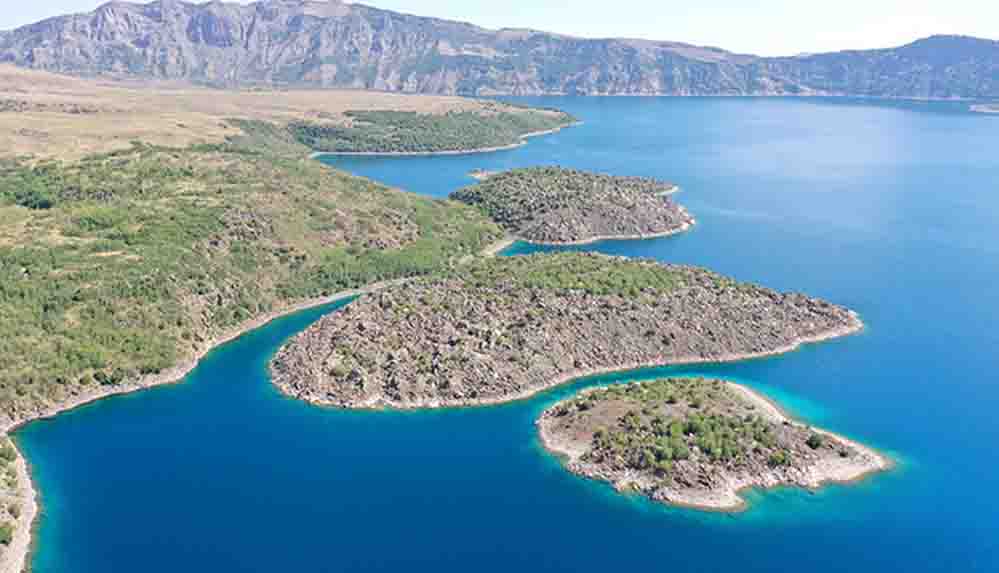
0, 65, 506, 160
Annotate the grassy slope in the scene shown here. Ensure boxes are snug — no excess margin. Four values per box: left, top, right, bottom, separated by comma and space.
0, 124, 502, 424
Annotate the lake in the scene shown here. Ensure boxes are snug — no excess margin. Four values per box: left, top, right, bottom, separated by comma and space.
17, 97, 999, 571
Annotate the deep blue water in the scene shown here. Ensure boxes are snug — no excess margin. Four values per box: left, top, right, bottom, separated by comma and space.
17, 97, 999, 571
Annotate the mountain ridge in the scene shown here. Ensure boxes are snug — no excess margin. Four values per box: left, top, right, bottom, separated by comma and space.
1, 0, 996, 98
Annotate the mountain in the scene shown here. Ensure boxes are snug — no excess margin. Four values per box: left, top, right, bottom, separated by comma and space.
1, 0, 997, 98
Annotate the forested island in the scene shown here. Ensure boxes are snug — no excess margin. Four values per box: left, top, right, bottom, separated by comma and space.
538, 377, 888, 510
270, 253, 861, 409
450, 167, 693, 244
291, 105, 576, 155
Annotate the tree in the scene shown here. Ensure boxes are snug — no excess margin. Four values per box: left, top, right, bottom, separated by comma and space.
768, 450, 790, 467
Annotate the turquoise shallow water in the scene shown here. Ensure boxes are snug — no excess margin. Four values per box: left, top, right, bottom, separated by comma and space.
17, 97, 999, 571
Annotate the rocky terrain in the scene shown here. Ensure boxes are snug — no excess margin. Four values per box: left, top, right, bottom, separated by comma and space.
537, 377, 888, 510
0, 1, 996, 98
270, 253, 862, 409
451, 167, 693, 244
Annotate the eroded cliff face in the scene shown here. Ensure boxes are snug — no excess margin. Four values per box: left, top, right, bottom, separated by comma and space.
2, 1, 996, 98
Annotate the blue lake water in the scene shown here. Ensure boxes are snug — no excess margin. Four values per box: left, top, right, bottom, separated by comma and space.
16, 97, 999, 571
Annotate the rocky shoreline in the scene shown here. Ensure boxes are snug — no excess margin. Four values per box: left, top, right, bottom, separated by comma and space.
270, 253, 863, 410
537, 378, 890, 511
522, 216, 695, 246
450, 167, 694, 245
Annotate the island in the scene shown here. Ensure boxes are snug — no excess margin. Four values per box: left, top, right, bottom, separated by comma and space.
270, 252, 862, 409
450, 167, 693, 245
971, 104, 999, 114
537, 377, 889, 510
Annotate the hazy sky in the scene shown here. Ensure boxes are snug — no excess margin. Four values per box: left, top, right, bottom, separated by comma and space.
4, 0, 997, 56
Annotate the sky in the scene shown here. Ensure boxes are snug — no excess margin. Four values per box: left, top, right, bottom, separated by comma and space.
3, 0, 997, 56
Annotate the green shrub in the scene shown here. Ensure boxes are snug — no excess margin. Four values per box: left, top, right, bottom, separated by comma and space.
768, 450, 790, 467
806, 433, 825, 450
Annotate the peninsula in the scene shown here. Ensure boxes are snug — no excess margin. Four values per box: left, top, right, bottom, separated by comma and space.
295, 106, 576, 156
450, 167, 694, 245
270, 253, 862, 409
537, 377, 889, 510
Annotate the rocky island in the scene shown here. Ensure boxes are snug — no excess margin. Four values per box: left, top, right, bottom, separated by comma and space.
450, 167, 694, 245
270, 253, 862, 409
538, 377, 889, 510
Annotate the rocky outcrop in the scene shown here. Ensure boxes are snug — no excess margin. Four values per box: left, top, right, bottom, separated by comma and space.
538, 377, 889, 510
451, 167, 694, 244
0, 2, 996, 98
269, 253, 862, 409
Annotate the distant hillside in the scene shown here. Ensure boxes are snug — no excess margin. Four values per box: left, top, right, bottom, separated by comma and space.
1, 0, 997, 98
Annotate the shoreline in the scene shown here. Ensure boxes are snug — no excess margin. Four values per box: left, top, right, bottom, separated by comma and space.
536, 370, 891, 512
480, 236, 517, 257
520, 216, 695, 247
970, 104, 999, 114
0, 278, 408, 573
276, 311, 864, 412
308, 122, 581, 159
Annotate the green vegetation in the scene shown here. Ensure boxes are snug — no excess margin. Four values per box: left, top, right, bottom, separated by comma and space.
450, 166, 689, 244
548, 378, 840, 487
0, 523, 12, 545
0, 445, 15, 464
568, 379, 775, 473
289, 108, 574, 154
443, 252, 685, 297
807, 433, 825, 450
0, 126, 502, 424
452, 166, 675, 228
